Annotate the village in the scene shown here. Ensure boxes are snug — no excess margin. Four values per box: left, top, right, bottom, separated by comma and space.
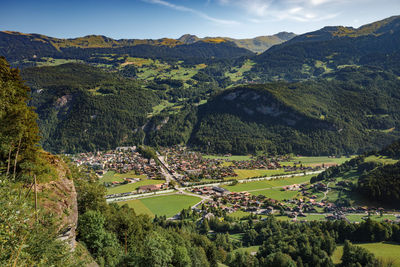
70, 146, 400, 223
188, 181, 400, 223
160, 146, 317, 184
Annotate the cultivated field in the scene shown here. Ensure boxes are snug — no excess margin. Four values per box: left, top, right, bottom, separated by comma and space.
118, 194, 201, 218
222, 174, 314, 192
250, 188, 299, 200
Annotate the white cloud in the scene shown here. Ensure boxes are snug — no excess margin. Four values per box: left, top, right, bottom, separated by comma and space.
144, 0, 239, 25
218, 0, 344, 22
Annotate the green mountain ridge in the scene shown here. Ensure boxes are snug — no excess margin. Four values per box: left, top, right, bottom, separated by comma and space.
148, 67, 400, 155
5, 15, 400, 155
253, 15, 400, 81
0, 31, 254, 67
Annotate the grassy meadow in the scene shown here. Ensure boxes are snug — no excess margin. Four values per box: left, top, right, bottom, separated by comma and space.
118, 194, 201, 218
106, 179, 165, 195
225, 169, 298, 180
222, 174, 313, 192
280, 156, 354, 167
332, 242, 400, 266
99, 170, 147, 183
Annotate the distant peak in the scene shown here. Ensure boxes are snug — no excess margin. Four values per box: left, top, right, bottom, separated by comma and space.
274, 32, 297, 40
177, 34, 200, 44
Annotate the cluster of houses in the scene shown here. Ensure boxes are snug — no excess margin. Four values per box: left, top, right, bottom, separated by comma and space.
189, 181, 399, 223
72, 148, 164, 179
161, 147, 237, 181
192, 187, 270, 214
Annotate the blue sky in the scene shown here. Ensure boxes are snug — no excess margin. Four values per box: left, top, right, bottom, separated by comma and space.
1, 0, 399, 39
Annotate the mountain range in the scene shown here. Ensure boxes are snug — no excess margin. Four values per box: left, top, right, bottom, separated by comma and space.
1, 15, 400, 155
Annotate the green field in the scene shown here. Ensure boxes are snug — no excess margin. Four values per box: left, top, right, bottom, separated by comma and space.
119, 199, 154, 217
251, 188, 299, 200
119, 194, 201, 218
345, 214, 398, 223
332, 242, 400, 266
203, 155, 253, 161
106, 179, 165, 195
229, 233, 244, 242
281, 156, 354, 166
222, 175, 313, 192
149, 100, 175, 117
99, 170, 147, 183
364, 155, 398, 165
36, 57, 84, 67
300, 214, 327, 221
232, 245, 260, 254
228, 210, 251, 219
224, 59, 255, 82
225, 169, 297, 180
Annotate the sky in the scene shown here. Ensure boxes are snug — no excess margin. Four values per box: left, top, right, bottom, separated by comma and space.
1, 0, 399, 39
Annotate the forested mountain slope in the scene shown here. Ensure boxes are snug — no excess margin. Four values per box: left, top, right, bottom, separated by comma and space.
8, 16, 400, 156
253, 15, 400, 81
22, 63, 160, 153
149, 67, 400, 155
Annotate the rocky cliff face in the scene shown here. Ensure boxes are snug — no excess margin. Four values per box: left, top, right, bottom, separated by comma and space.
37, 153, 78, 250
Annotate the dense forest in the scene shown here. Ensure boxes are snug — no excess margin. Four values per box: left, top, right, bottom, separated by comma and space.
22, 63, 160, 153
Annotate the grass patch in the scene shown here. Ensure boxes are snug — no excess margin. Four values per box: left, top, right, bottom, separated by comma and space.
106, 179, 165, 195
118, 199, 154, 217
345, 214, 398, 223
251, 188, 299, 200
281, 156, 354, 167
364, 155, 398, 165
226, 169, 297, 180
203, 155, 253, 161
301, 214, 326, 221
224, 59, 255, 82
140, 194, 201, 218
332, 242, 400, 266
228, 211, 251, 219
99, 170, 147, 183
229, 233, 244, 242
233, 246, 260, 254
149, 100, 175, 117
222, 175, 313, 192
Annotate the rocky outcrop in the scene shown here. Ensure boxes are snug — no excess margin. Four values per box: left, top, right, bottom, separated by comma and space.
37, 153, 78, 250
